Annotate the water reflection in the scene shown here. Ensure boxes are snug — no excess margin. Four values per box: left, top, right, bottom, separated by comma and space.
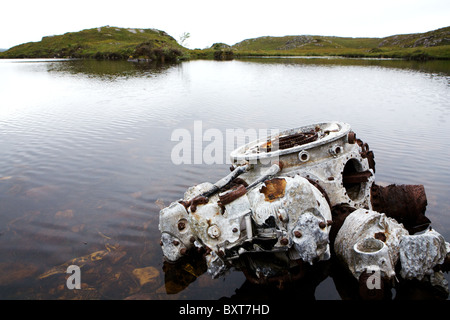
238, 56, 450, 75
163, 253, 449, 300
46, 59, 178, 79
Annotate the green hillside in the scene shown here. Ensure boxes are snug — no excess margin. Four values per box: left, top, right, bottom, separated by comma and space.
231, 26, 450, 60
1, 25, 449, 61
0, 26, 188, 61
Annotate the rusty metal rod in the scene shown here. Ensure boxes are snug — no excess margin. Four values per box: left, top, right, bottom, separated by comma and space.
342, 170, 372, 184
201, 164, 251, 198
246, 162, 283, 191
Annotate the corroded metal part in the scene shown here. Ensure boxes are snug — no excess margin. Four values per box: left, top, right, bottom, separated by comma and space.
158, 121, 449, 295
334, 209, 450, 295
247, 175, 332, 264
371, 183, 430, 233
399, 229, 448, 281
159, 201, 194, 262
230, 122, 375, 210
334, 208, 408, 280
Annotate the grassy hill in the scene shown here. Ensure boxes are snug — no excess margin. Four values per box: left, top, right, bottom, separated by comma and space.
231, 26, 450, 60
0, 26, 188, 61
1, 25, 449, 61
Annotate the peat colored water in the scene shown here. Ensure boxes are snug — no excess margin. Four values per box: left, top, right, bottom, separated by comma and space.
0, 57, 449, 299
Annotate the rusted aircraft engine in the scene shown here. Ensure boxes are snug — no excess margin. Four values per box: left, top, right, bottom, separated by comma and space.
159, 122, 449, 295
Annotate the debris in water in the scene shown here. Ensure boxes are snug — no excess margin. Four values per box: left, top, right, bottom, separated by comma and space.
159, 122, 450, 299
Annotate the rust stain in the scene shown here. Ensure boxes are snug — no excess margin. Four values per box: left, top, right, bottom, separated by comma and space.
260, 131, 318, 152
342, 170, 372, 184
219, 184, 247, 205
259, 178, 287, 202
189, 196, 209, 213
374, 232, 386, 242
371, 183, 430, 233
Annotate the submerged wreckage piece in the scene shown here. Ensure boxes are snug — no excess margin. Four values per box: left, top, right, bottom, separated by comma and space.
334, 208, 408, 282
159, 121, 450, 296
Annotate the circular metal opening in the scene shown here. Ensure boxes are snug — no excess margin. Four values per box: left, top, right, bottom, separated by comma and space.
298, 150, 310, 162
329, 144, 342, 157
177, 218, 189, 233
342, 158, 365, 201
355, 238, 385, 254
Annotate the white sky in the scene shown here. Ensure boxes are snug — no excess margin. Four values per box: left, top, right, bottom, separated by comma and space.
1, 0, 449, 49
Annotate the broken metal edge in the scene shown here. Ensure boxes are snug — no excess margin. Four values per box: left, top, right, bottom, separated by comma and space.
229, 121, 351, 162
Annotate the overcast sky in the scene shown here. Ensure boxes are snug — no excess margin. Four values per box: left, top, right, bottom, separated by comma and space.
1, 0, 449, 49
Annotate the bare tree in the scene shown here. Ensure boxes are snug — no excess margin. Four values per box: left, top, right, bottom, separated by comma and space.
179, 32, 191, 47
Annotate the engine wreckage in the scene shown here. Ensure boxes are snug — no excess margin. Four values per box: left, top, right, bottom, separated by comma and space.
159, 122, 450, 298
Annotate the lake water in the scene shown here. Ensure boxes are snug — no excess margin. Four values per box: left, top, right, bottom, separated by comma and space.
0, 57, 449, 300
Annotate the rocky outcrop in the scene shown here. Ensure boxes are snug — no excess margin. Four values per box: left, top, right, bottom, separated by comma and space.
377, 27, 450, 48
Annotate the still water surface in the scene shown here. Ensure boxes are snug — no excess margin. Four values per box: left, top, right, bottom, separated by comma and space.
0, 57, 449, 299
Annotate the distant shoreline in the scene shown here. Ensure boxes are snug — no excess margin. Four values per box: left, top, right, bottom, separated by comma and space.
1, 25, 449, 61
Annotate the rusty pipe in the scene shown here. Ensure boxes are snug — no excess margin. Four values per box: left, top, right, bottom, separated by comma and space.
201, 163, 251, 198
246, 162, 283, 191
